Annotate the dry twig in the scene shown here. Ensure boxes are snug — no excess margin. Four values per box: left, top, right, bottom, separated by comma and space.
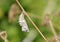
42, 14, 60, 42
16, 0, 48, 42
0, 31, 9, 42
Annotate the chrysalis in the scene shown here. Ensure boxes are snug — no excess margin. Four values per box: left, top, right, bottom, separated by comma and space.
19, 11, 29, 32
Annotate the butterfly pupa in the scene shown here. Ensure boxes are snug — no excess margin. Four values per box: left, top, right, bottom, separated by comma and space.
19, 11, 29, 32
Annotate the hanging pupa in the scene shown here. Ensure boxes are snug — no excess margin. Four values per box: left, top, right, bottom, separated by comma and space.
19, 11, 29, 32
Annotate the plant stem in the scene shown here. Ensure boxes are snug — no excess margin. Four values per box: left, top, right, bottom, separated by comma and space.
16, 0, 48, 42
49, 20, 59, 42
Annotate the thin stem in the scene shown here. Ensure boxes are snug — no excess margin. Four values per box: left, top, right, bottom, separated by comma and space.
0, 31, 8, 42
49, 20, 59, 42
16, 0, 48, 42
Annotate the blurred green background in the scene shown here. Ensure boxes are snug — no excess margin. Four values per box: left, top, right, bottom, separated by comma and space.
0, 0, 60, 42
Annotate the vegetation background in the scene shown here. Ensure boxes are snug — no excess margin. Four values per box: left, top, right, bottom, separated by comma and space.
0, 0, 60, 42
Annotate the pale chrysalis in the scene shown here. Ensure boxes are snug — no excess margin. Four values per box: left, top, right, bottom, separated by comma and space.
19, 11, 29, 32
